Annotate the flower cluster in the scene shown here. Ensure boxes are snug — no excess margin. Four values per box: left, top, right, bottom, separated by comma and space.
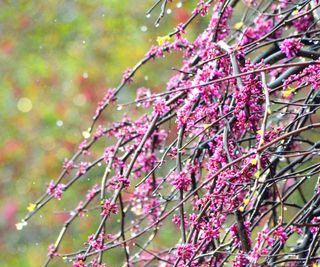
87, 232, 106, 251
47, 180, 65, 200
86, 184, 99, 201
171, 171, 191, 191
176, 243, 195, 260
122, 68, 133, 83
280, 38, 303, 58
63, 158, 74, 174
48, 244, 58, 257
273, 226, 288, 244
76, 162, 88, 176
153, 98, 169, 116
101, 199, 118, 217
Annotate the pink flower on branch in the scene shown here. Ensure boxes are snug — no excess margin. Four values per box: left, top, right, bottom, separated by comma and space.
171, 171, 191, 191
280, 38, 303, 58
101, 199, 118, 217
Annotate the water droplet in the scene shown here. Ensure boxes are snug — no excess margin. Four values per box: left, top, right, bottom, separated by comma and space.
166, 9, 172, 14
56, 120, 63, 127
144, 75, 149, 80
146, 13, 151, 18
140, 25, 148, 32
176, 2, 182, 8
82, 130, 91, 139
82, 40, 86, 44
117, 105, 123, 111
155, 23, 160, 28
16, 220, 28, 230
98, 162, 102, 166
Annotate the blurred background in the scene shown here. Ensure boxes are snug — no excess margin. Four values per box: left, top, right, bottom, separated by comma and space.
0, 0, 207, 266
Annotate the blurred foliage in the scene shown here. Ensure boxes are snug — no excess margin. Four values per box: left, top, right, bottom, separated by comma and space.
0, 0, 206, 266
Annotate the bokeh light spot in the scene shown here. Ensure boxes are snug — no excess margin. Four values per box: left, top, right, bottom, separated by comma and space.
17, 97, 32, 113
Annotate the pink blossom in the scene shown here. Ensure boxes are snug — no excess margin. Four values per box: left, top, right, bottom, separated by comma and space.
86, 184, 99, 201
171, 171, 191, 191
146, 45, 160, 59
273, 226, 288, 244
110, 174, 130, 189
48, 244, 58, 257
93, 125, 105, 140
176, 23, 186, 39
310, 217, 320, 234
79, 140, 89, 155
176, 244, 195, 260
54, 183, 65, 200
289, 225, 303, 235
47, 180, 55, 195
233, 250, 249, 267
172, 214, 180, 226
90, 258, 106, 267
292, 12, 312, 32
192, 0, 210, 16
73, 255, 87, 267
63, 158, 74, 174
88, 232, 105, 250
47, 180, 65, 200
101, 199, 118, 217
136, 87, 152, 108
122, 68, 133, 83
280, 38, 303, 58
103, 146, 115, 163
77, 162, 88, 176
153, 98, 169, 116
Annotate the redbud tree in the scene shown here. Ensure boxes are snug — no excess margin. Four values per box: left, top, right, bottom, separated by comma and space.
19, 0, 320, 266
